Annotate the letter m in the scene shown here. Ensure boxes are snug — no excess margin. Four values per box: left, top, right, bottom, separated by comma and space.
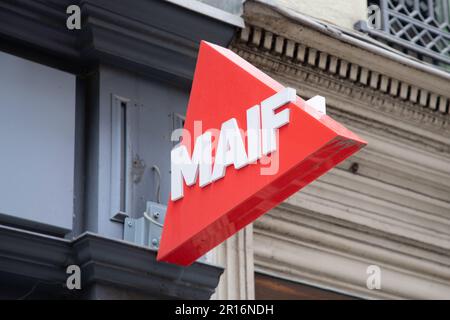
171, 132, 212, 201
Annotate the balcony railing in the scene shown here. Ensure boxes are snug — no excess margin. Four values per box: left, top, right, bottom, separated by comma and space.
355, 0, 450, 69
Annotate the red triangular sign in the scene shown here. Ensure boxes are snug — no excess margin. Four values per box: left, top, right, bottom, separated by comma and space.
157, 41, 366, 265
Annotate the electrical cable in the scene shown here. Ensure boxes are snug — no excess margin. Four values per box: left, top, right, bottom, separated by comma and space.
143, 210, 164, 227
151, 165, 162, 204
16, 280, 62, 300
142, 165, 164, 227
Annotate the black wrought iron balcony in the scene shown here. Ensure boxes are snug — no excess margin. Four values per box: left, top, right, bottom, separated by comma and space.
355, 0, 450, 70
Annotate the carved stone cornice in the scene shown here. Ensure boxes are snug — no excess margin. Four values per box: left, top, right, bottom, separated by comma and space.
328, 107, 450, 154
229, 1, 450, 155
241, 1, 450, 103
230, 29, 450, 153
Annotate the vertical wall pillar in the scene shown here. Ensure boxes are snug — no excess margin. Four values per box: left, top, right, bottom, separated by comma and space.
211, 224, 255, 300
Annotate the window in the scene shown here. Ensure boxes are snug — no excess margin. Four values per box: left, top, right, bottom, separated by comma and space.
255, 273, 356, 300
0, 51, 76, 234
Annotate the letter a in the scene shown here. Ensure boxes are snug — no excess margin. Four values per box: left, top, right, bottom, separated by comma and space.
66, 5, 81, 30
66, 265, 81, 290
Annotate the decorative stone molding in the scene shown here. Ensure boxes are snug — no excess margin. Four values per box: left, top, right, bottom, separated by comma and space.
231, 1, 450, 299
236, 25, 450, 116
337, 129, 450, 203
233, 25, 449, 120
230, 28, 450, 155
251, 143, 450, 298
230, 2, 450, 150
254, 206, 450, 299
245, 1, 450, 95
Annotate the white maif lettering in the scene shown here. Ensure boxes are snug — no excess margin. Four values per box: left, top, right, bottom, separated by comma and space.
171, 88, 296, 201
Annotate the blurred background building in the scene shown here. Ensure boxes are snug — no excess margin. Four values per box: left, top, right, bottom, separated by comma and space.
0, 0, 449, 299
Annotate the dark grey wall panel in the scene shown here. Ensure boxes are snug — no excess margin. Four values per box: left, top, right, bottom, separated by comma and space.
0, 0, 239, 81
0, 225, 223, 299
85, 64, 189, 239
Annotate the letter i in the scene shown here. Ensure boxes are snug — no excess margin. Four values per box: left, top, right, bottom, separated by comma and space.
246, 105, 262, 163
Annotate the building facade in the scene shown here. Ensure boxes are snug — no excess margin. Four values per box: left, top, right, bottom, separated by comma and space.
0, 0, 449, 299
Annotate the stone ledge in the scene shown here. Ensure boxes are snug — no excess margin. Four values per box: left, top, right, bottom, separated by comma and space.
0, 225, 223, 299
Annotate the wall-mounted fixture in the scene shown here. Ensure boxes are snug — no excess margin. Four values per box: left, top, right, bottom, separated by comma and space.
124, 201, 166, 250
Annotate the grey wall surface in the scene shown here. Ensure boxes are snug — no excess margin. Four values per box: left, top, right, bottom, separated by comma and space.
0, 0, 237, 300
0, 51, 76, 234
85, 65, 189, 239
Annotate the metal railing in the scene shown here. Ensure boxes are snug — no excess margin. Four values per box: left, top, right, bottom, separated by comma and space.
355, 0, 450, 69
